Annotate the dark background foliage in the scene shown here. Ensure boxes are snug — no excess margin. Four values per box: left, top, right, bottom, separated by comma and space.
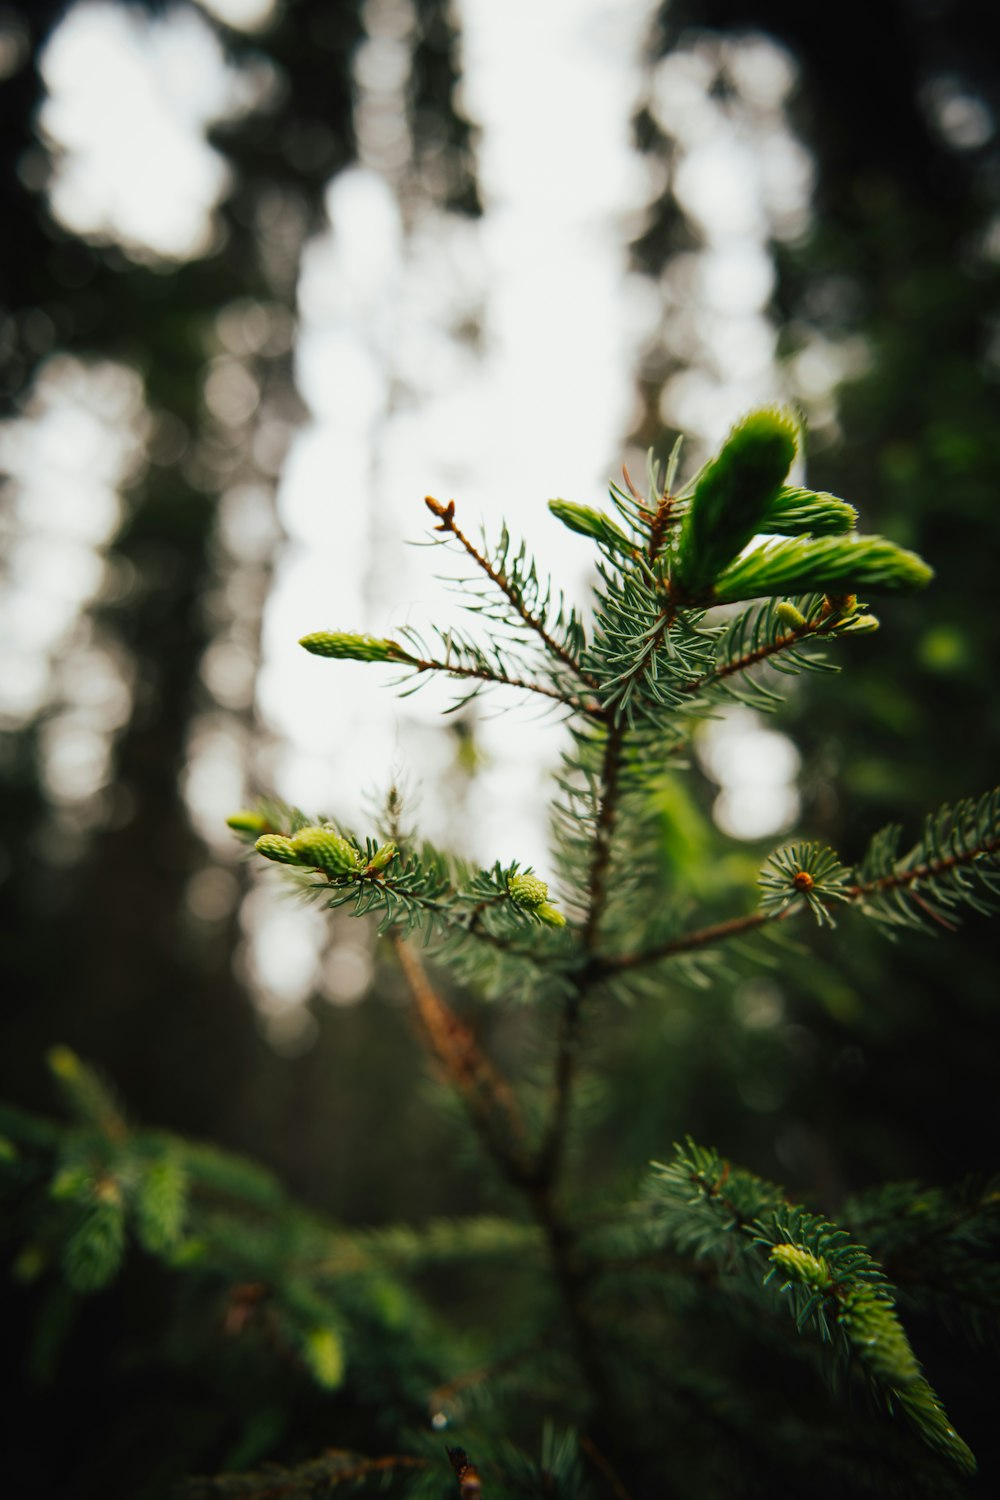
1, 0, 998, 1494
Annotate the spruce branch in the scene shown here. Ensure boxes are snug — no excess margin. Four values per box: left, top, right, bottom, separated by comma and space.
597, 788, 1000, 975
424, 496, 596, 690
647, 1143, 976, 1475
711, 533, 933, 606
845, 1176, 1000, 1352
685, 594, 867, 710
849, 789, 1000, 931
301, 623, 596, 715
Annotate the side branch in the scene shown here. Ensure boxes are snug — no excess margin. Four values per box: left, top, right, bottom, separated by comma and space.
601, 908, 777, 976
538, 719, 627, 1185
599, 827, 1000, 977
425, 496, 600, 692
848, 835, 1000, 898
685, 608, 830, 693
402, 649, 599, 714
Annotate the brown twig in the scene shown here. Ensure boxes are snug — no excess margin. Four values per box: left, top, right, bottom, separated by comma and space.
393, 935, 531, 1186
425, 496, 600, 692
580, 1435, 637, 1500
596, 908, 777, 976
401, 649, 596, 713
847, 835, 1000, 899
683, 611, 829, 695
185, 1452, 428, 1499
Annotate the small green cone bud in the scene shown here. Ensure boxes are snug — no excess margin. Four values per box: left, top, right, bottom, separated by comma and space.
302, 1325, 345, 1389
48, 1045, 81, 1083
775, 602, 808, 630
840, 612, 880, 635
770, 1242, 832, 1290
227, 810, 268, 835
508, 873, 565, 926
508, 872, 550, 909
255, 834, 300, 865
299, 632, 405, 664
367, 841, 399, 872
289, 826, 361, 874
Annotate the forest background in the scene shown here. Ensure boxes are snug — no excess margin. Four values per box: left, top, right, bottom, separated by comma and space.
1, 0, 998, 1494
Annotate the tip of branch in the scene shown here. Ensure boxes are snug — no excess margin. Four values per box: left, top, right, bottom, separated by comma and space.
425, 496, 456, 531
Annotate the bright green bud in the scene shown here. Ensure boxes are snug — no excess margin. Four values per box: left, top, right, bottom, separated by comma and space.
226, 810, 268, 835
302, 1325, 345, 1389
775, 602, 808, 630
714, 534, 933, 605
255, 834, 300, 865
762, 485, 858, 536
508, 872, 550, 909
770, 1242, 831, 1290
289, 826, 361, 874
508, 873, 565, 926
839, 1287, 921, 1386
299, 632, 405, 663
367, 841, 399, 872
63, 1197, 125, 1293
136, 1156, 187, 1254
675, 408, 799, 594
50, 1164, 93, 1202
548, 500, 631, 553
839, 612, 880, 635
48, 1045, 81, 1083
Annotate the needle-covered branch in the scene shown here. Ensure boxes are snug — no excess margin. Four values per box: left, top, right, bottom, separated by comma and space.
209, 406, 1000, 1483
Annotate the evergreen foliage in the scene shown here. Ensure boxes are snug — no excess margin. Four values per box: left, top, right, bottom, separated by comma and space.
5, 413, 1000, 1496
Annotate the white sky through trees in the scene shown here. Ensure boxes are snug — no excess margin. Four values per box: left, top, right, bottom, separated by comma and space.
4, 0, 826, 1036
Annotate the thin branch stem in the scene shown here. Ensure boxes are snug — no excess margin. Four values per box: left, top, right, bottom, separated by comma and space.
188, 1453, 428, 1499
597, 908, 776, 976
847, 835, 1000, 898
425, 496, 600, 692
684, 608, 832, 694
393, 939, 613, 1417
538, 718, 627, 1186
400, 649, 599, 714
